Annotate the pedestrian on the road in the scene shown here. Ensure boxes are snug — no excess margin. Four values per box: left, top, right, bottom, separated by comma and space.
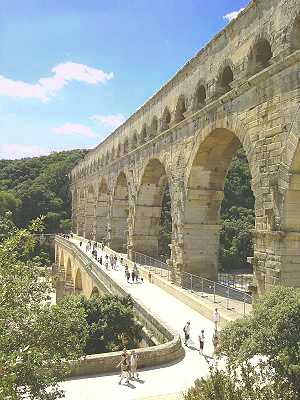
183, 321, 191, 346
125, 264, 129, 278
212, 330, 219, 355
131, 270, 135, 283
117, 350, 130, 385
148, 270, 152, 283
213, 308, 220, 331
99, 256, 103, 265
79, 241, 82, 247
130, 350, 139, 379
198, 329, 205, 355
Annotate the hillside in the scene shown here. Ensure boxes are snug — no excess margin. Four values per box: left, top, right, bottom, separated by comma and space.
0, 150, 87, 232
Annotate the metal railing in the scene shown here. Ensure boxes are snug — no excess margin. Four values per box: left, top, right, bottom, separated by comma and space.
131, 250, 252, 316
218, 272, 253, 291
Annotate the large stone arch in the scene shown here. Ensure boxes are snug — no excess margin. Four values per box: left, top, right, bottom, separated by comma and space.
77, 188, 86, 236
85, 183, 96, 239
132, 158, 171, 257
65, 257, 73, 282
110, 172, 129, 252
59, 249, 65, 268
75, 268, 83, 294
182, 126, 255, 280
96, 178, 109, 242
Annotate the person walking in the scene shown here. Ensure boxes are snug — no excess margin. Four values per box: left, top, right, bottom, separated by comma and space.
183, 321, 191, 346
213, 308, 220, 331
148, 270, 152, 283
212, 330, 219, 355
198, 329, 205, 355
117, 350, 130, 385
131, 269, 135, 283
130, 350, 139, 379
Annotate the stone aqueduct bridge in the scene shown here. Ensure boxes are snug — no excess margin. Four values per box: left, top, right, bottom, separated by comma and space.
70, 0, 300, 295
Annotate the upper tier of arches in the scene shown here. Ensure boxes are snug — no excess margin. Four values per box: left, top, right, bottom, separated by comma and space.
72, 6, 300, 180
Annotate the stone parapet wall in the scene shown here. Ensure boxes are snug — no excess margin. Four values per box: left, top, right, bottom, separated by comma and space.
55, 236, 184, 377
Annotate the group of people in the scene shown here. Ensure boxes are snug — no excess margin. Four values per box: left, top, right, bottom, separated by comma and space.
117, 349, 139, 385
124, 264, 143, 284
183, 308, 221, 355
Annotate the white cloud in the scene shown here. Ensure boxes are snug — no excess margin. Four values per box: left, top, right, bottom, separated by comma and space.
0, 62, 114, 101
0, 143, 49, 159
89, 113, 126, 128
223, 8, 244, 22
53, 123, 96, 138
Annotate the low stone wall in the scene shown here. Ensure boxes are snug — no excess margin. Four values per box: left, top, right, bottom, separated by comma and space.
55, 237, 184, 377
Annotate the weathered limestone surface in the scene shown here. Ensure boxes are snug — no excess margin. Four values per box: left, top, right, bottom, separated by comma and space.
70, 0, 300, 295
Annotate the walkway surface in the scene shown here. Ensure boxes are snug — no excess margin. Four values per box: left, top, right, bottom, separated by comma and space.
61, 238, 223, 400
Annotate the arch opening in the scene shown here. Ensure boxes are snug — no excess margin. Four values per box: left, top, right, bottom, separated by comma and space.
111, 172, 129, 252
184, 128, 254, 280
75, 269, 83, 294
91, 286, 100, 296
141, 126, 147, 143
174, 96, 186, 123
216, 66, 233, 96
291, 16, 300, 50
124, 138, 129, 153
133, 159, 171, 258
194, 84, 206, 111
248, 39, 272, 76
161, 108, 171, 131
131, 132, 138, 150
96, 179, 109, 242
151, 117, 158, 137
66, 258, 72, 281
85, 184, 96, 240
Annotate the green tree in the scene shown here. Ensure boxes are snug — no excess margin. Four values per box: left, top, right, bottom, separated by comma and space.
0, 190, 21, 216
218, 286, 300, 395
63, 294, 143, 355
0, 220, 88, 399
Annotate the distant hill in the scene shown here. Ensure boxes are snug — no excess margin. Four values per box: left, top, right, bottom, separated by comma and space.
0, 150, 87, 232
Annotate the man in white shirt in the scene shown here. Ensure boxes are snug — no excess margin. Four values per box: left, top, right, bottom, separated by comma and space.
213, 308, 220, 331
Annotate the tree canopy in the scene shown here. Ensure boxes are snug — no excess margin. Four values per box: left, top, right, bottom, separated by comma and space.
0, 150, 87, 233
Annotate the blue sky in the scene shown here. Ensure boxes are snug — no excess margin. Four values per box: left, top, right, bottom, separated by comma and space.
0, 0, 248, 159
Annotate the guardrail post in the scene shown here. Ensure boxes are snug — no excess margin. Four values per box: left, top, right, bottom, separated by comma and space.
213, 282, 216, 303
227, 286, 230, 310
191, 274, 193, 293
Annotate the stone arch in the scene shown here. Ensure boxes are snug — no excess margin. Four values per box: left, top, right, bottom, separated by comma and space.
75, 268, 83, 294
161, 107, 171, 131
59, 249, 65, 267
131, 131, 138, 150
140, 125, 147, 144
111, 172, 129, 252
132, 159, 171, 257
111, 146, 115, 161
183, 127, 254, 280
151, 116, 158, 137
65, 257, 72, 281
174, 95, 187, 123
96, 178, 109, 242
215, 63, 234, 97
85, 184, 96, 240
290, 14, 300, 51
193, 82, 206, 111
247, 36, 273, 76
91, 286, 100, 296
123, 138, 129, 154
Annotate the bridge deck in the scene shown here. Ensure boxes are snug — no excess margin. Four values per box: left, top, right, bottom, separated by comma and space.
61, 238, 224, 400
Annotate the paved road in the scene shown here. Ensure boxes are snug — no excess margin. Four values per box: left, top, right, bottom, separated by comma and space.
61, 239, 221, 400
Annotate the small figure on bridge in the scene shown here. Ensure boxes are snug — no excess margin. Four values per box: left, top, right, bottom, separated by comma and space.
198, 329, 205, 355
212, 330, 219, 355
117, 349, 130, 385
130, 350, 139, 380
213, 308, 220, 331
183, 321, 190, 346
148, 271, 152, 283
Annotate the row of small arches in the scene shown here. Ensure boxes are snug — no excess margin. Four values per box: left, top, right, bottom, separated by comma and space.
81, 20, 300, 176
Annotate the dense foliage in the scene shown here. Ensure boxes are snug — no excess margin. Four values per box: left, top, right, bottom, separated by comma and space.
0, 150, 87, 233
65, 294, 143, 355
0, 216, 88, 399
184, 286, 300, 400
159, 148, 254, 271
